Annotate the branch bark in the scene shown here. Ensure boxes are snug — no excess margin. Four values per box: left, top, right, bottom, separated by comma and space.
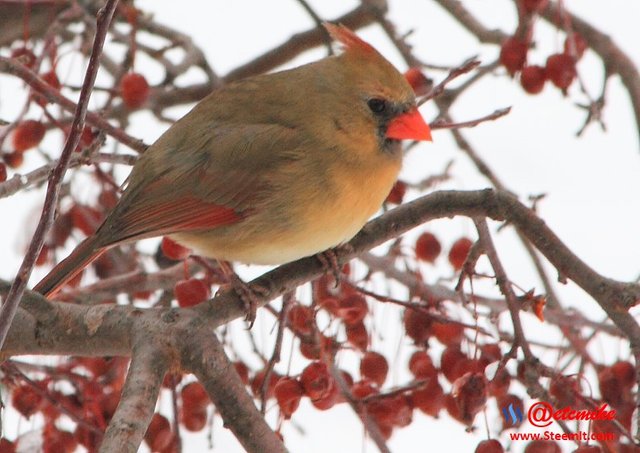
100, 339, 170, 453
181, 328, 287, 453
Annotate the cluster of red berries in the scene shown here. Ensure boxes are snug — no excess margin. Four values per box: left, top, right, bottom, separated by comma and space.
415, 231, 473, 271
499, 0, 587, 95
5, 356, 128, 452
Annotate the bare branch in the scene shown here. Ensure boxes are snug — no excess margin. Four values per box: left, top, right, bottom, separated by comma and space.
182, 328, 286, 453
0, 0, 121, 352
100, 342, 169, 453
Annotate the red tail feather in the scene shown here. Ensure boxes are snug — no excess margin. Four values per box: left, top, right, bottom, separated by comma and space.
33, 236, 105, 298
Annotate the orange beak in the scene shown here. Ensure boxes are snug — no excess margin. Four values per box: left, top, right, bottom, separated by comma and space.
386, 108, 432, 142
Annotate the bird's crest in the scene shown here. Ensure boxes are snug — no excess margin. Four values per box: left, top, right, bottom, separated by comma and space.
323, 23, 376, 55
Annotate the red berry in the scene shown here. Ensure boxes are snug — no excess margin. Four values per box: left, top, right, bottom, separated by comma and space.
161, 236, 191, 261
0, 163, 7, 182
611, 360, 636, 388
545, 53, 577, 90
403, 308, 432, 344
98, 189, 119, 209
251, 369, 280, 399
234, 361, 250, 385
573, 446, 602, 452
599, 366, 625, 407
35, 244, 50, 266
181, 407, 207, 432
336, 293, 368, 325
101, 391, 121, 422
274, 377, 304, 419
3, 152, 24, 168
12, 120, 46, 152
317, 296, 340, 316
488, 368, 511, 398
480, 344, 502, 365
360, 351, 389, 387
0, 438, 15, 453
69, 204, 103, 235
431, 321, 465, 346
549, 374, 580, 406
404, 68, 431, 96
448, 237, 473, 270
76, 356, 111, 377
120, 72, 150, 108
43, 428, 77, 453
524, 440, 561, 453
11, 47, 36, 68
351, 380, 378, 399
415, 232, 441, 263
520, 65, 547, 94
500, 37, 528, 75
476, 439, 505, 453
367, 394, 412, 428
144, 413, 172, 452
311, 380, 341, 411
345, 321, 369, 351
521, 0, 548, 14
65, 125, 98, 152
174, 278, 211, 307
33, 70, 62, 106
300, 361, 333, 401
181, 382, 209, 411
564, 33, 588, 60
11, 384, 43, 417
287, 304, 314, 335
440, 345, 467, 383
408, 351, 437, 380
41, 70, 62, 91
410, 379, 444, 417
385, 180, 407, 205
298, 335, 337, 361
451, 371, 488, 425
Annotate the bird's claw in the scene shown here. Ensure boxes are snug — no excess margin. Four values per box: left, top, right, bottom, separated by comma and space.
316, 244, 353, 286
218, 261, 268, 327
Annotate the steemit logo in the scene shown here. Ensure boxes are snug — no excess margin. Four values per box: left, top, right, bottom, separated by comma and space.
502, 403, 524, 426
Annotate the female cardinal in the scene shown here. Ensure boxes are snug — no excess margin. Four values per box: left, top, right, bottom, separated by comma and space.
34, 23, 432, 299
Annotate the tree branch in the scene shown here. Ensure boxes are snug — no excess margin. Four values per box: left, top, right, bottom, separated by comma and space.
0, 0, 121, 353
100, 340, 170, 453
181, 327, 286, 453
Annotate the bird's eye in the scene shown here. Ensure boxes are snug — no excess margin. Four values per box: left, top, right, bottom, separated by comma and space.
367, 98, 388, 115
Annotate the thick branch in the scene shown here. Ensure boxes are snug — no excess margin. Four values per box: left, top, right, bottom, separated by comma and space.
181, 328, 286, 453
100, 340, 170, 453
3, 190, 637, 357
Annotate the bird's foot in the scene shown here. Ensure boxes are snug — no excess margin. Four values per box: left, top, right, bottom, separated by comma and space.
316, 244, 353, 287
217, 261, 267, 327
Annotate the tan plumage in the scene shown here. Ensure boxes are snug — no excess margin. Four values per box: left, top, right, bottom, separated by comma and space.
35, 24, 431, 297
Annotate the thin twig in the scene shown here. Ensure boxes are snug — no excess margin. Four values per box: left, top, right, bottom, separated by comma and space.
260, 291, 294, 414
0, 0, 121, 350
430, 107, 512, 130
473, 217, 533, 359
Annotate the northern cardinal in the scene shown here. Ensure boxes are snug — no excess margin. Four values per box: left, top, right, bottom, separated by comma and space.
34, 24, 432, 299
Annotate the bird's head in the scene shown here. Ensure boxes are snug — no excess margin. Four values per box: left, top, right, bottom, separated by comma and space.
321, 23, 432, 156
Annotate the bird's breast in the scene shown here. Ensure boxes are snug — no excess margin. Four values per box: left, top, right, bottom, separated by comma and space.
173, 153, 401, 265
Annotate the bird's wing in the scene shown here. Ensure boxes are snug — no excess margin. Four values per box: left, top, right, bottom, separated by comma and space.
96, 122, 305, 245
